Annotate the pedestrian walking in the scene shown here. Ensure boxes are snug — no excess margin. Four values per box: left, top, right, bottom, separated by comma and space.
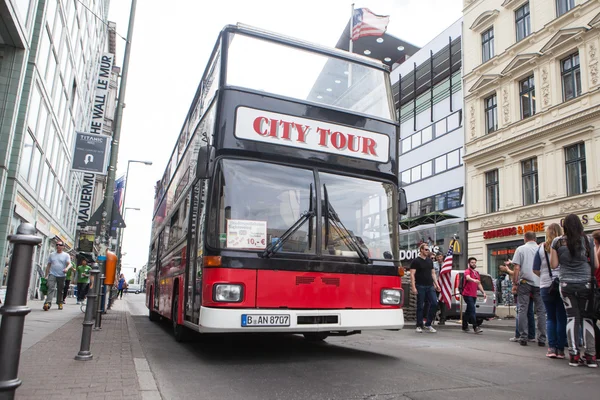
461, 257, 486, 334
117, 274, 126, 299
533, 223, 567, 359
512, 231, 547, 347
62, 254, 76, 303
550, 214, 597, 367
410, 243, 441, 333
76, 258, 91, 305
43, 241, 70, 311
500, 261, 536, 343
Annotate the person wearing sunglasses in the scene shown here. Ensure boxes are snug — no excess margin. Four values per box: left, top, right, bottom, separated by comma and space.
43, 241, 71, 311
410, 243, 441, 333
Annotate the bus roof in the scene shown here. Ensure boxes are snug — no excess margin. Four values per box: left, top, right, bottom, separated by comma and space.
225, 23, 391, 72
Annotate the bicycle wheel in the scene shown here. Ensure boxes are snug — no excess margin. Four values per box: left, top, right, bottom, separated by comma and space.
80, 303, 86, 313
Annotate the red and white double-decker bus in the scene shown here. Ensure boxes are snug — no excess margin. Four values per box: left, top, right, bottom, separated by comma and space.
146, 24, 407, 341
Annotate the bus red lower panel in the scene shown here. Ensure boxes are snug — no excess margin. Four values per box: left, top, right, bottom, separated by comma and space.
256, 270, 372, 309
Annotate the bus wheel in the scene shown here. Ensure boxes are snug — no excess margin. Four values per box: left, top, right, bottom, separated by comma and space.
148, 292, 159, 322
172, 291, 187, 342
303, 332, 328, 342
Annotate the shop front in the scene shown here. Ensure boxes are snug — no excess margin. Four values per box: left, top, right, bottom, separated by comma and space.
480, 211, 600, 279
399, 221, 467, 268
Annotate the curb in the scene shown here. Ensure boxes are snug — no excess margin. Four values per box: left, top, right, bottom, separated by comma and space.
126, 305, 162, 399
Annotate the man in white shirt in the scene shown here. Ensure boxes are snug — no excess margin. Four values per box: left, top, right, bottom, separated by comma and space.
511, 231, 546, 346
43, 241, 71, 311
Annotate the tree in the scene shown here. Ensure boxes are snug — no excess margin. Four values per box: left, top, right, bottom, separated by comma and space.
128, 278, 135, 284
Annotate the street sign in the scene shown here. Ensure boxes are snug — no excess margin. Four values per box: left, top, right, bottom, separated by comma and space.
71, 132, 111, 174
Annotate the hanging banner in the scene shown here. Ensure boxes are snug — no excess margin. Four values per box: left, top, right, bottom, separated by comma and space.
77, 53, 115, 227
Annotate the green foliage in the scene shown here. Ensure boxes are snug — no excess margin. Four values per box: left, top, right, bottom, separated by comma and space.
128, 278, 135, 284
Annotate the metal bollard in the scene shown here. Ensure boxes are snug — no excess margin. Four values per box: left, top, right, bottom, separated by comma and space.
0, 223, 42, 399
94, 275, 105, 330
74, 263, 100, 361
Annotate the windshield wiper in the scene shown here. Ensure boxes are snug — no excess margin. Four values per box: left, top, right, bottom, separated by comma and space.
261, 184, 315, 258
323, 184, 370, 264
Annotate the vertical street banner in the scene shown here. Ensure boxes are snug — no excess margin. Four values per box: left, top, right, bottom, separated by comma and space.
77, 52, 115, 227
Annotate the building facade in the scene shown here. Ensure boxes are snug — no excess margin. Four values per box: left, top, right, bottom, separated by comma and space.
463, 0, 600, 278
394, 20, 466, 267
0, 0, 115, 298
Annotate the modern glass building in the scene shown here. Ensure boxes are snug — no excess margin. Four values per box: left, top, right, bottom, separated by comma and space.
394, 20, 466, 268
0, 0, 115, 299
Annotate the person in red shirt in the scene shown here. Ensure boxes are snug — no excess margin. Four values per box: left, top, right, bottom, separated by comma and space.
462, 257, 487, 334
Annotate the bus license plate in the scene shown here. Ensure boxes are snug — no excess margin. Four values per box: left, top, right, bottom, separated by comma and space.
241, 314, 290, 327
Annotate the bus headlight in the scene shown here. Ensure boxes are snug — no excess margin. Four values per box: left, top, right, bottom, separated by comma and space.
381, 289, 402, 305
213, 284, 243, 302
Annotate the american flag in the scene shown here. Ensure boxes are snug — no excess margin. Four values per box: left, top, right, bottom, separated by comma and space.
439, 245, 453, 308
352, 8, 390, 41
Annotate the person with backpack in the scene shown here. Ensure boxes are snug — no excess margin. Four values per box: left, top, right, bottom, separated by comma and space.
461, 257, 486, 334
533, 223, 566, 359
550, 214, 597, 367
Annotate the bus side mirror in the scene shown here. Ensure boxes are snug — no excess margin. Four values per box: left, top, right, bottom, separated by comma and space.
196, 145, 215, 179
398, 188, 407, 216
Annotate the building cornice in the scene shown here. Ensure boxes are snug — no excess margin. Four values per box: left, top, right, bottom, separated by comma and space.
467, 192, 596, 227
464, 1, 599, 82
470, 10, 500, 32
464, 99, 600, 163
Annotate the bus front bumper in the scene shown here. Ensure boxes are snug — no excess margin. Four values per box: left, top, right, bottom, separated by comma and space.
196, 307, 404, 333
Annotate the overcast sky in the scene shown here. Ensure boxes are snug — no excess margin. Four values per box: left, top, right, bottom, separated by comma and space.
106, 0, 463, 281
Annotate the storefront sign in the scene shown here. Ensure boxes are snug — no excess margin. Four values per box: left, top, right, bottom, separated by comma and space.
36, 213, 50, 237
560, 214, 589, 226
235, 107, 390, 163
595, 213, 600, 223
14, 193, 34, 222
399, 246, 440, 261
483, 222, 545, 239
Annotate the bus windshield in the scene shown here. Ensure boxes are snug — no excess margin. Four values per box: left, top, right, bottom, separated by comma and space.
212, 159, 395, 260
226, 33, 395, 121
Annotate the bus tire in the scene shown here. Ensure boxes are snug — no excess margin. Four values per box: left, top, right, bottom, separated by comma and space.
172, 291, 188, 342
303, 332, 328, 342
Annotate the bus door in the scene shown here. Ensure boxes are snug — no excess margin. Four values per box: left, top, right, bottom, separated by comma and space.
184, 179, 207, 324
154, 229, 166, 311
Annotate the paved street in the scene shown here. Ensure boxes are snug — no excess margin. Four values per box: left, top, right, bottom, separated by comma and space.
124, 295, 599, 400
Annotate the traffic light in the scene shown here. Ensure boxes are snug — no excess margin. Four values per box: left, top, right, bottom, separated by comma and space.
134, 268, 136, 273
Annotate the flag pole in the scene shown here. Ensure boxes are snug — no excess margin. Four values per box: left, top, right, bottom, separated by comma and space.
348, 3, 354, 88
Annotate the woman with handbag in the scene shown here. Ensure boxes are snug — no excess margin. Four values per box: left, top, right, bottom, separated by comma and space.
550, 214, 597, 367
533, 223, 566, 359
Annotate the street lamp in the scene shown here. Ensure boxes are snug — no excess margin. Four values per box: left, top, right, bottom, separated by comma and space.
120, 160, 152, 218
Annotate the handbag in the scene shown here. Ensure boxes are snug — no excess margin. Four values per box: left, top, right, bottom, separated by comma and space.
543, 249, 560, 297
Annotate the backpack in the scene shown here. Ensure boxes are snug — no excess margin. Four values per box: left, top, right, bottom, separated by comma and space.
458, 272, 466, 295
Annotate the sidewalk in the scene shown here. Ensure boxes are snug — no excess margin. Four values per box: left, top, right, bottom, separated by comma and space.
2, 298, 159, 400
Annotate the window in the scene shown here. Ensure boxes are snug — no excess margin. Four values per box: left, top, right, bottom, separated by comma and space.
405, 188, 463, 220
561, 53, 581, 101
400, 111, 462, 154
486, 170, 499, 213
484, 94, 498, 134
521, 158, 539, 205
556, 0, 574, 17
482, 28, 494, 63
519, 75, 536, 119
515, 3, 531, 42
565, 143, 586, 196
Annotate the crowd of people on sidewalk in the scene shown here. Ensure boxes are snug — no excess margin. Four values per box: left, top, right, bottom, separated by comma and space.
40, 242, 133, 311
41, 241, 94, 310
409, 213, 600, 369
